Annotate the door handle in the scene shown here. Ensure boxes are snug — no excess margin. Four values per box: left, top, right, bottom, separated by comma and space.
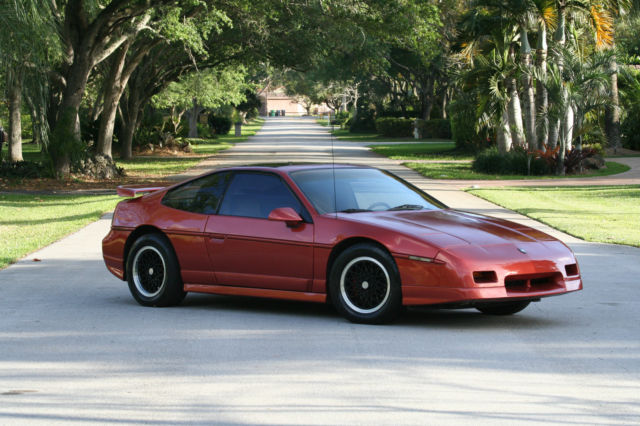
208, 233, 225, 241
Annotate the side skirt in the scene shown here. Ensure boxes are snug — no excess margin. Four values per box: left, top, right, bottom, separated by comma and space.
183, 284, 327, 303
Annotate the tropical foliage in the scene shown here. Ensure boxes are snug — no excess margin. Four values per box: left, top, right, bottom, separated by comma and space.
1, 0, 639, 180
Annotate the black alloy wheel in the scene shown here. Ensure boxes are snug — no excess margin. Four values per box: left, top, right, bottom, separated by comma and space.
126, 233, 185, 307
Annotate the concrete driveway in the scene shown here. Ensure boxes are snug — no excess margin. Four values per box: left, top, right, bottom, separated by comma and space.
1, 117, 638, 425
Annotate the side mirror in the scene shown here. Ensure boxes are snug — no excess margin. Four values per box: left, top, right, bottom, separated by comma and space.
268, 207, 304, 228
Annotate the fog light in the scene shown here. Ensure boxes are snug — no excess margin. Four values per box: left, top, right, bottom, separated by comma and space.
565, 264, 579, 276
473, 271, 498, 283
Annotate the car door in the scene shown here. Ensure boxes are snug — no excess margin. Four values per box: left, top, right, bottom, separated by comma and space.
204, 171, 314, 292
160, 171, 231, 285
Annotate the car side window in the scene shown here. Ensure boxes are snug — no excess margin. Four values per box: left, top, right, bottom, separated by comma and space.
218, 172, 306, 220
162, 172, 231, 214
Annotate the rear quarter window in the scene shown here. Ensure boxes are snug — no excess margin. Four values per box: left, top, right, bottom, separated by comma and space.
162, 172, 231, 214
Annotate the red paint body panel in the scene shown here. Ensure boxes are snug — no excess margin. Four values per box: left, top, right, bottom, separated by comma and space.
205, 215, 313, 291
102, 165, 583, 308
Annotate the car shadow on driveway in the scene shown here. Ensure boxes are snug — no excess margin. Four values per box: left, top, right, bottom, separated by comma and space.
180, 293, 567, 329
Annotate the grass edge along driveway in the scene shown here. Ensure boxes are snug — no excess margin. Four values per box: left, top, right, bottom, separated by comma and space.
467, 185, 640, 247
0, 193, 121, 270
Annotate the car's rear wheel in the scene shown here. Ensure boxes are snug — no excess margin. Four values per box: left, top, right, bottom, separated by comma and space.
126, 234, 185, 307
329, 243, 402, 324
476, 300, 530, 315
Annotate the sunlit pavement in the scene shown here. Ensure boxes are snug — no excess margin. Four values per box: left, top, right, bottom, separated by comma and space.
1, 117, 638, 425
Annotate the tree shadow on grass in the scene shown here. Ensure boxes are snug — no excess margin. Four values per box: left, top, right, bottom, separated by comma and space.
0, 210, 107, 226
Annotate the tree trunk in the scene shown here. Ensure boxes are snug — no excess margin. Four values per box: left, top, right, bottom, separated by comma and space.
7, 67, 24, 163
535, 23, 548, 150
564, 105, 574, 151
120, 108, 139, 160
506, 76, 526, 148
52, 54, 93, 175
605, 55, 621, 153
551, 7, 566, 154
441, 86, 450, 119
170, 106, 185, 134
520, 27, 536, 150
188, 97, 201, 138
548, 119, 560, 149
26, 97, 43, 147
420, 78, 435, 121
351, 85, 359, 121
497, 107, 513, 153
97, 43, 130, 158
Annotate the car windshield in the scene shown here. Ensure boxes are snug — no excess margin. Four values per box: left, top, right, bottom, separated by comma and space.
289, 167, 446, 215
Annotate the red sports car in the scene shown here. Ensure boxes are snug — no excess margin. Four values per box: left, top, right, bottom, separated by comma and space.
102, 165, 582, 324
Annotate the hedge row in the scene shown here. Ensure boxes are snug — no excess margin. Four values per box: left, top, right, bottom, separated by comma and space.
415, 119, 451, 139
375, 117, 414, 137
472, 146, 552, 175
374, 117, 452, 138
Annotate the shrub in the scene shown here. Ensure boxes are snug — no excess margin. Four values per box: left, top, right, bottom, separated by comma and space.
380, 109, 420, 118
0, 160, 49, 179
564, 147, 601, 174
375, 117, 414, 137
208, 115, 232, 135
448, 94, 490, 152
583, 143, 605, 157
197, 123, 213, 138
245, 107, 259, 120
415, 119, 452, 139
135, 107, 165, 145
622, 116, 640, 150
473, 146, 552, 176
331, 111, 350, 126
349, 108, 377, 133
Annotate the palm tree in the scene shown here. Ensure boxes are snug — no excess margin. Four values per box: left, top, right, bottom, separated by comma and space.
459, 11, 526, 151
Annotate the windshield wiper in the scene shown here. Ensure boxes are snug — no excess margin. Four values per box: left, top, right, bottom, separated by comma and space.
338, 208, 372, 213
387, 204, 424, 211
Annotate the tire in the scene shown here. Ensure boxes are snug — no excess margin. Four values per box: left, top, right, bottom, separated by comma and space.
476, 300, 530, 315
329, 243, 402, 324
126, 233, 185, 307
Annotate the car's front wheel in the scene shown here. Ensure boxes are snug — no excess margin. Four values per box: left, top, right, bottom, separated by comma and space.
476, 300, 530, 315
329, 243, 402, 324
126, 234, 185, 307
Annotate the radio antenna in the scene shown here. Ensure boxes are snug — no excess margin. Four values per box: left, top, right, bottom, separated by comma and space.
330, 110, 337, 218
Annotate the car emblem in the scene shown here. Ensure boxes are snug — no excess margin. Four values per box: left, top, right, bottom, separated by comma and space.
518, 248, 527, 254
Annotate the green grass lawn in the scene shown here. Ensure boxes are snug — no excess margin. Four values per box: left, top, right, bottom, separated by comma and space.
0, 141, 42, 163
406, 161, 630, 180
0, 193, 121, 269
330, 128, 451, 143
369, 142, 472, 160
467, 185, 640, 247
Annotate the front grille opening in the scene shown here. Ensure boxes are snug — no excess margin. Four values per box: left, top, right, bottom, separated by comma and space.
565, 264, 579, 276
505, 273, 562, 293
473, 271, 498, 284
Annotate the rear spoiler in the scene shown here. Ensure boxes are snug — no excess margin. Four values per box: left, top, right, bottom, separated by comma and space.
117, 185, 165, 197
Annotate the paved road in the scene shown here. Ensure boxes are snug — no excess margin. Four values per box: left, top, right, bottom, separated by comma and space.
1, 117, 639, 425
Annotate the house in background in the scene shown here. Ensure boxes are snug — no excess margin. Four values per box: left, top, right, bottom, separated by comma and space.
258, 86, 332, 116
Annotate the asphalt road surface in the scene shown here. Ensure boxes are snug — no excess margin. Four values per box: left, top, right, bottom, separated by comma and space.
1, 118, 638, 425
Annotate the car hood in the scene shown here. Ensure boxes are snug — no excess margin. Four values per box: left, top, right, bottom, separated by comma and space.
348, 208, 557, 248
